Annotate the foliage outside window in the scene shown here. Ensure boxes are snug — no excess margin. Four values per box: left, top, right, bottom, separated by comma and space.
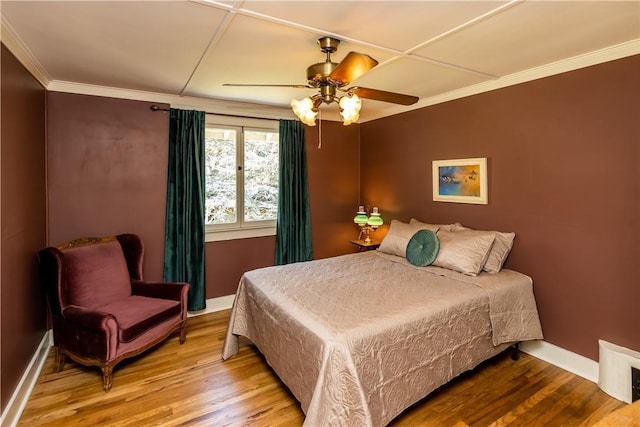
204, 123, 279, 240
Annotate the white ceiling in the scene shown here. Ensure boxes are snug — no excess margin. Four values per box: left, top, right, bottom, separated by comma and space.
2, 0, 639, 123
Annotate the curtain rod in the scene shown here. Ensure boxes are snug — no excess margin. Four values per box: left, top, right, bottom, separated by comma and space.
150, 105, 280, 122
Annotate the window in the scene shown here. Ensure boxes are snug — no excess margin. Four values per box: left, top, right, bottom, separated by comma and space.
204, 118, 279, 241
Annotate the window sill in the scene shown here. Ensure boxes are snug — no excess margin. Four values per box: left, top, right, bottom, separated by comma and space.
205, 226, 276, 242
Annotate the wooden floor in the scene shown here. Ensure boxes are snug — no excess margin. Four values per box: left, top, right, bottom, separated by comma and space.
18, 310, 628, 426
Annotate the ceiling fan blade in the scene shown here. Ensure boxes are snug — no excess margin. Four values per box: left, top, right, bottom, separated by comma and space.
223, 84, 312, 89
348, 86, 419, 105
329, 52, 378, 85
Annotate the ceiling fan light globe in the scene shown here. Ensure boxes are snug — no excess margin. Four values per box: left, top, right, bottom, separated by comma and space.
342, 112, 359, 126
291, 97, 318, 126
339, 94, 362, 125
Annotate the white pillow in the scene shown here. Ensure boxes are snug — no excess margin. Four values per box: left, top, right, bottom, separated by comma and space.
484, 231, 515, 273
432, 230, 495, 276
378, 220, 439, 258
451, 225, 515, 273
410, 218, 462, 233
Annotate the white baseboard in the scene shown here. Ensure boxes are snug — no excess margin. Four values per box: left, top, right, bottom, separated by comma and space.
520, 340, 599, 383
0, 330, 52, 427
187, 294, 235, 317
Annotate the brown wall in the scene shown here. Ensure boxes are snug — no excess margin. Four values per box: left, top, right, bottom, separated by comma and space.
46, 93, 170, 281
361, 55, 640, 360
0, 45, 47, 412
205, 237, 275, 297
305, 121, 362, 259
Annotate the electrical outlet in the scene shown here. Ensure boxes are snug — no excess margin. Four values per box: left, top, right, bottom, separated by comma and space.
632, 366, 640, 402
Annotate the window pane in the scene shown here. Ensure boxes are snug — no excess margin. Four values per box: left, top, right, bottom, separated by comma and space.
244, 130, 279, 222
205, 128, 237, 225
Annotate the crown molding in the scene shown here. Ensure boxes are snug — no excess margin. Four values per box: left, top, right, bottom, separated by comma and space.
1, 15, 51, 87
399, 38, 640, 117
46, 81, 297, 121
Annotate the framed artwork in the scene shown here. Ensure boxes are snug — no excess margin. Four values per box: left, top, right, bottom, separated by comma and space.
432, 157, 488, 204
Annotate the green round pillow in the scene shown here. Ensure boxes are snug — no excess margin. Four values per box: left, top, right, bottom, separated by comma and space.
406, 229, 440, 266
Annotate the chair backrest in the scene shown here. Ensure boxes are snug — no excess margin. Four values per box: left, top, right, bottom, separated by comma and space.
61, 239, 132, 310
115, 233, 145, 281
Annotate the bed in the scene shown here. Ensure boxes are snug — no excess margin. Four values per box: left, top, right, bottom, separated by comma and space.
222, 247, 543, 427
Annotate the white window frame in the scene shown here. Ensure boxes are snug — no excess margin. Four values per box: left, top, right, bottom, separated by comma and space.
204, 115, 279, 242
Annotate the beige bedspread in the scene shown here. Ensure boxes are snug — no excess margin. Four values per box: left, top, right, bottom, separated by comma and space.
222, 251, 543, 426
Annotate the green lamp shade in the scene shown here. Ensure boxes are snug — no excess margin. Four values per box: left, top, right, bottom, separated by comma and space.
354, 213, 369, 225
367, 213, 383, 227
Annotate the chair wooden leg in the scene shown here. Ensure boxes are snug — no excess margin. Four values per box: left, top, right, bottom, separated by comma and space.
54, 347, 66, 372
179, 322, 187, 344
101, 364, 114, 392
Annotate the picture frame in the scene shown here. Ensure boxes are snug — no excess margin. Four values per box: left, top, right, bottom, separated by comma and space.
432, 157, 488, 204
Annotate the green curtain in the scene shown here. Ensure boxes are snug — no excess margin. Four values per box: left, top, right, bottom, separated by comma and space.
163, 108, 206, 311
275, 120, 313, 265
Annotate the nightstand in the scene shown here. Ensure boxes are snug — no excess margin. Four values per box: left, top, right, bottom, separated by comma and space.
350, 239, 381, 251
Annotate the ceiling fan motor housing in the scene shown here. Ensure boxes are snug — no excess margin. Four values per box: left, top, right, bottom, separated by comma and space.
306, 61, 338, 87
319, 85, 337, 104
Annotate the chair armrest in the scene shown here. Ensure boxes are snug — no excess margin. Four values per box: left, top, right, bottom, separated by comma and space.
131, 280, 189, 302
62, 305, 118, 332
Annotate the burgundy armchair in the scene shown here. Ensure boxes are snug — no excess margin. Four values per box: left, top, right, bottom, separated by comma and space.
37, 234, 189, 391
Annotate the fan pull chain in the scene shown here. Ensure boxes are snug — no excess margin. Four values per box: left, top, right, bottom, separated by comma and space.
317, 109, 322, 149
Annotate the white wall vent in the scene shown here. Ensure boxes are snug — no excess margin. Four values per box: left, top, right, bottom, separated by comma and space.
598, 340, 640, 403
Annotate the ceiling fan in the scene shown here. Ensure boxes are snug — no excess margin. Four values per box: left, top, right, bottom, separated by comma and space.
224, 37, 419, 125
